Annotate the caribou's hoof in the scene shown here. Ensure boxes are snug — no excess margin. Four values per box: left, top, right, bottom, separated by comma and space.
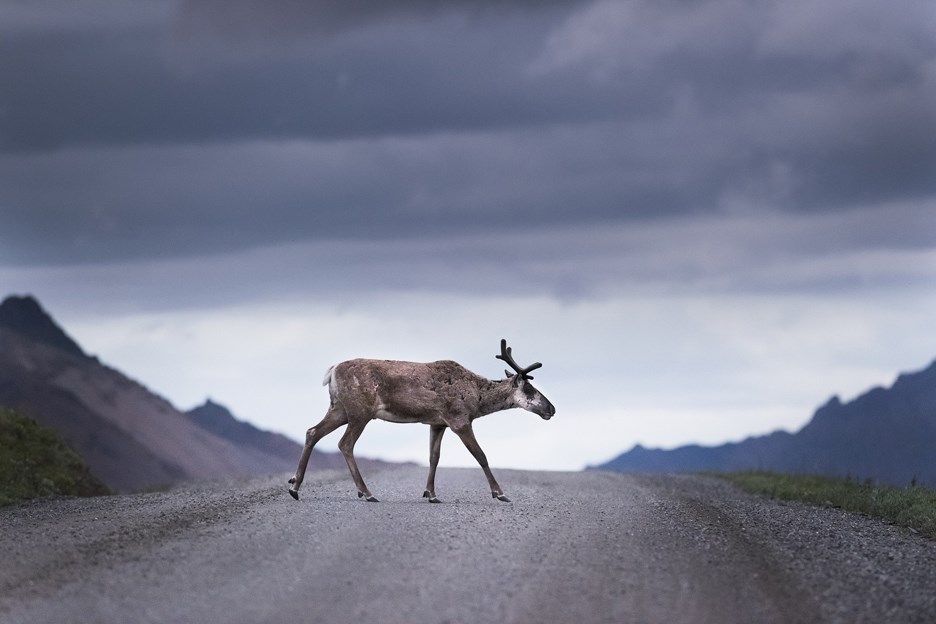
364, 495, 379, 503
288, 489, 299, 500
429, 497, 442, 503
495, 493, 511, 502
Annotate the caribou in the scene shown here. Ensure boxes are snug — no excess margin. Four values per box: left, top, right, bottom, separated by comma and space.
288, 339, 555, 503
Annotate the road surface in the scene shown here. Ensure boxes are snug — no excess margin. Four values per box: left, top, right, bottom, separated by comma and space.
2, 465, 935, 623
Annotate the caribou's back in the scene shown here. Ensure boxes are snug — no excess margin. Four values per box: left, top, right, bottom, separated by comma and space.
328, 359, 488, 425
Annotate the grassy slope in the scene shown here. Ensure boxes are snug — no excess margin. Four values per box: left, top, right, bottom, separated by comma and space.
713, 472, 936, 539
0, 407, 109, 506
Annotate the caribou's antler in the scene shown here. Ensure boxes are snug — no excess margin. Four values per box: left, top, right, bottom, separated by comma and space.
496, 338, 542, 380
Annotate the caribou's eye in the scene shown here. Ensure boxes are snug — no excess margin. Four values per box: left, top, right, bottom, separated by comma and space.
522, 382, 536, 396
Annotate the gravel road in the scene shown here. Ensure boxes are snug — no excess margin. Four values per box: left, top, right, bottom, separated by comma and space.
2, 466, 935, 623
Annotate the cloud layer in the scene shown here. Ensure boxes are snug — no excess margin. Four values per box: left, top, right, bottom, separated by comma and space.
3, 0, 934, 269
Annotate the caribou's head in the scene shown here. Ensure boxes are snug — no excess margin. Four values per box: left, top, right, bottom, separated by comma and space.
497, 339, 556, 420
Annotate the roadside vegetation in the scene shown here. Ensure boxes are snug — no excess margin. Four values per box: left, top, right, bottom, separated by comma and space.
0, 407, 109, 507
712, 471, 936, 539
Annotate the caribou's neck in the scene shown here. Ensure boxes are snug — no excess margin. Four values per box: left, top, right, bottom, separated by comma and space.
477, 378, 516, 417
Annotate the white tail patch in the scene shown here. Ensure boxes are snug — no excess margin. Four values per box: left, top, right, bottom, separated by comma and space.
322, 365, 336, 390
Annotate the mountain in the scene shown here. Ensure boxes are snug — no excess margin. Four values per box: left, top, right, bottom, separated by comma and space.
0, 295, 366, 492
593, 360, 936, 487
0, 295, 85, 358
186, 399, 349, 471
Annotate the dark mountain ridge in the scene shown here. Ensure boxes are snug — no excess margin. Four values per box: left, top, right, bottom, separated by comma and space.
0, 295, 86, 358
594, 359, 936, 487
0, 294, 364, 491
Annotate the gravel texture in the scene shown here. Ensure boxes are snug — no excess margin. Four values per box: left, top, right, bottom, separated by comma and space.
1, 466, 934, 623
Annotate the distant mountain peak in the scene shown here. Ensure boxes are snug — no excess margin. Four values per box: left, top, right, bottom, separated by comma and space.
188, 398, 237, 428
202, 398, 224, 410
593, 357, 936, 487
186, 399, 309, 463
0, 295, 86, 358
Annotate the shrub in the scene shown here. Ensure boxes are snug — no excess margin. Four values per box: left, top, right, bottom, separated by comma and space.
0, 407, 109, 506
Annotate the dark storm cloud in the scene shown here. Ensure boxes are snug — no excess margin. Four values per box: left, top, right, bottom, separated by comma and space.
1, 0, 935, 273
0, 129, 690, 264
0, 1, 608, 151
174, 0, 583, 40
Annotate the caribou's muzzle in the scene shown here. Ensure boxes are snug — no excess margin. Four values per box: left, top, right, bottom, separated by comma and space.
538, 401, 556, 420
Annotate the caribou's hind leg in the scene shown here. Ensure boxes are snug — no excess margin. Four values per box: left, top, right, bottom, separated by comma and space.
422, 425, 446, 503
288, 406, 347, 500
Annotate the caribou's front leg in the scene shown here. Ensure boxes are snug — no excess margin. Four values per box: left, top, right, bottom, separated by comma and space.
451, 423, 510, 502
338, 419, 378, 502
423, 425, 446, 503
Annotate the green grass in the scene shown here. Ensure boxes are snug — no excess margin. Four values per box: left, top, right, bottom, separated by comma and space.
711, 471, 936, 539
0, 407, 109, 507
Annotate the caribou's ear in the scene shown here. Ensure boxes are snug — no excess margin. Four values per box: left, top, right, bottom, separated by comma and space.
505, 369, 515, 379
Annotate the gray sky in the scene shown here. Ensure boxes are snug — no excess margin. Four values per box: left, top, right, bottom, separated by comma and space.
2, 0, 935, 469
